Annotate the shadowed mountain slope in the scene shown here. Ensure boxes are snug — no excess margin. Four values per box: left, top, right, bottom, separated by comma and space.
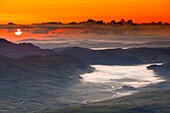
0, 38, 55, 57
147, 62, 170, 79
0, 55, 93, 112
54, 46, 170, 65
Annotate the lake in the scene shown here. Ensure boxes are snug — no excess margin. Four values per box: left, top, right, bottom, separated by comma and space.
62, 64, 165, 104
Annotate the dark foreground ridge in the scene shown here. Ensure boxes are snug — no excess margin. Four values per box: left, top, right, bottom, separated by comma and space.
0, 39, 94, 112
0, 54, 93, 112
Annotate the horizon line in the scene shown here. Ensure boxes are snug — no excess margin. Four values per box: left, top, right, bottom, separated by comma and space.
1, 19, 169, 25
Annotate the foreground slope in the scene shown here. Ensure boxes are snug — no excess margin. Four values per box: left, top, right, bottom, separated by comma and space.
40, 62, 170, 113
0, 39, 94, 112
0, 55, 93, 112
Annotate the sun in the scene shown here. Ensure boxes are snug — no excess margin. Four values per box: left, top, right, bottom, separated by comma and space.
15, 29, 22, 36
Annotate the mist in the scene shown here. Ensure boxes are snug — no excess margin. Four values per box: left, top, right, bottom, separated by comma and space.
0, 24, 170, 49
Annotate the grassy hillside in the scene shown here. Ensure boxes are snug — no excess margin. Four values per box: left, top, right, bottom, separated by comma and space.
0, 55, 93, 112
40, 86, 170, 113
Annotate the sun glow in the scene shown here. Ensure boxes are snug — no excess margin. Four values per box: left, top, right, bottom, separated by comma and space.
15, 29, 22, 36
0, 0, 170, 24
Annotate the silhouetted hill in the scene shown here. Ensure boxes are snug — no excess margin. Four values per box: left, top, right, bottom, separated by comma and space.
147, 62, 170, 79
0, 40, 94, 112
54, 47, 170, 65
0, 38, 55, 57
53, 46, 91, 52
0, 54, 93, 84
54, 47, 142, 65
0, 55, 93, 112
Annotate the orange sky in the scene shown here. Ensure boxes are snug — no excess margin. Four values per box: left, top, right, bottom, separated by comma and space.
0, 0, 170, 24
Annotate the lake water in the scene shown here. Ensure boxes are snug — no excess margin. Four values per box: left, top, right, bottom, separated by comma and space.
81, 64, 165, 88
59, 64, 165, 104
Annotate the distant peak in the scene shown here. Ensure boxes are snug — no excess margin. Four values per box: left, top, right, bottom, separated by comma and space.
70, 46, 90, 50
0, 38, 39, 49
19, 42, 35, 46
0, 38, 12, 44
0, 38, 8, 42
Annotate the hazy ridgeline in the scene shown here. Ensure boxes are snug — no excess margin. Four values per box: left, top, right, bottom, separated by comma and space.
0, 23, 170, 49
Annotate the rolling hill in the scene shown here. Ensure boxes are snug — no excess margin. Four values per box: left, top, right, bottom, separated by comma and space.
0, 44, 93, 112
0, 38, 55, 57
54, 46, 170, 65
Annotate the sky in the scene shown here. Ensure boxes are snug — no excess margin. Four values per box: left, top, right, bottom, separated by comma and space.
0, 0, 170, 24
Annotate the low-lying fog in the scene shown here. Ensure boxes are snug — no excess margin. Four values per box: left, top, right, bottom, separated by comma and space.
81, 65, 164, 87
1, 25, 170, 49
58, 64, 165, 105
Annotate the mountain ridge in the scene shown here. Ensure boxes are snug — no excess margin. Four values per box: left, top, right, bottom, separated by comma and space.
0, 38, 55, 57
54, 46, 170, 65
